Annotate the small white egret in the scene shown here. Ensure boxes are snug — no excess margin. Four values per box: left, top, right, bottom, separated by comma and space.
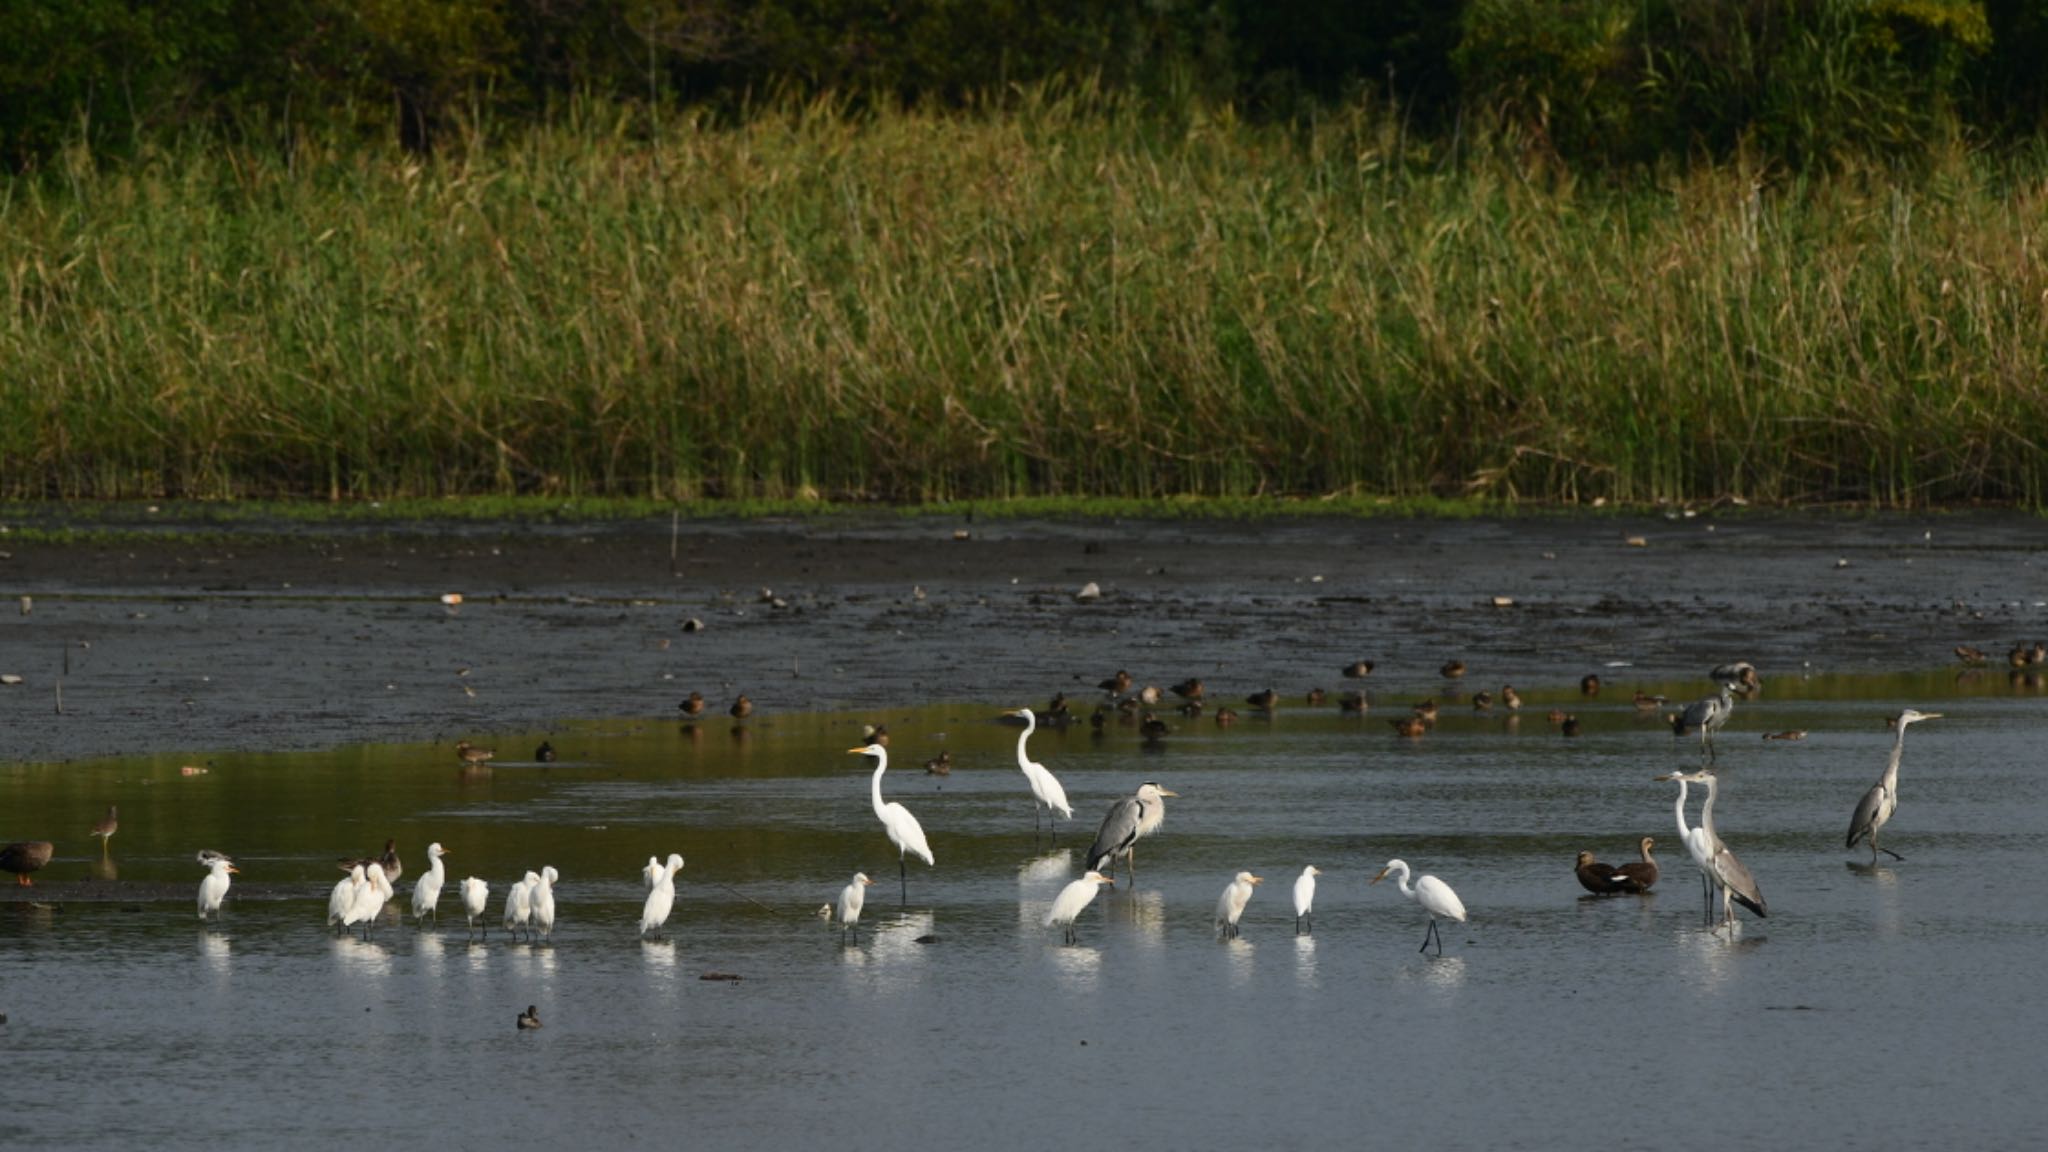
835, 872, 875, 944
531, 866, 559, 943
1847, 709, 1941, 862
344, 862, 391, 939
1083, 782, 1177, 882
197, 856, 238, 923
641, 855, 662, 891
328, 864, 366, 932
1215, 871, 1263, 939
412, 843, 448, 928
851, 744, 933, 903
1293, 866, 1322, 934
1005, 708, 1075, 838
640, 854, 684, 940
1371, 859, 1467, 955
461, 877, 490, 940
1045, 871, 1115, 944
503, 871, 538, 941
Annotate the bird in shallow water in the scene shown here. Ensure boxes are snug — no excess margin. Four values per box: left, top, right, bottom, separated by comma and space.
923, 751, 952, 776
1215, 871, 1262, 939
1561, 716, 1583, 738
1440, 660, 1467, 680
679, 691, 707, 717
1762, 730, 1807, 741
730, 694, 753, 720
455, 740, 494, 766
517, 1006, 542, 1030
1292, 865, 1321, 934
1341, 660, 1374, 679
1389, 716, 1427, 738
1580, 674, 1602, 696
461, 877, 490, 940
1139, 712, 1170, 743
1338, 691, 1368, 714
0, 840, 40, 885
1671, 680, 1739, 758
1575, 851, 1626, 895
1170, 678, 1204, 702
833, 872, 874, 944
1178, 700, 1205, 718
1954, 645, 1987, 666
1084, 782, 1177, 882
1137, 685, 1163, 706
340, 839, 403, 885
197, 855, 238, 922
1657, 770, 1766, 928
1097, 670, 1133, 696
90, 806, 118, 855
412, 843, 449, 927
1501, 685, 1522, 710
1305, 688, 1328, 706
1411, 700, 1439, 724
1546, 708, 1568, 725
1372, 859, 1467, 955
1214, 707, 1239, 727
1846, 708, 1941, 863
1246, 688, 1279, 713
1710, 661, 1763, 695
1632, 690, 1668, 712
1611, 837, 1658, 893
852, 743, 934, 902
534, 741, 556, 763
1471, 691, 1493, 711
861, 723, 890, 747
1043, 692, 1073, 724
1045, 871, 1115, 944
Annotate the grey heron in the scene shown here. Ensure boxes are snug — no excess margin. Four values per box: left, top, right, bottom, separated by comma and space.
852, 743, 933, 903
1710, 661, 1762, 694
834, 872, 873, 944
1674, 769, 1766, 928
1846, 709, 1942, 863
641, 854, 684, 939
1083, 781, 1176, 882
1005, 708, 1074, 838
1671, 681, 1739, 759
197, 856, 238, 923
1371, 859, 1467, 955
1215, 872, 1263, 939
1293, 866, 1321, 934
1655, 771, 1722, 920
411, 842, 448, 928
1045, 871, 1114, 943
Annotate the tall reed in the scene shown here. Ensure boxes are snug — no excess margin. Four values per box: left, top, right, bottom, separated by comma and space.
2, 94, 2044, 505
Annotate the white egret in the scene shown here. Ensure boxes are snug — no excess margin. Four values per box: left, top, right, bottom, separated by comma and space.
1005, 708, 1074, 837
412, 843, 448, 928
1655, 771, 1719, 919
531, 866, 559, 943
851, 744, 933, 903
1847, 709, 1941, 862
641, 854, 684, 939
328, 864, 366, 932
1689, 770, 1766, 928
1293, 866, 1322, 934
1371, 859, 1467, 955
461, 877, 490, 940
197, 856, 238, 923
1215, 871, 1263, 939
1083, 782, 1177, 882
835, 872, 875, 944
642, 856, 662, 891
344, 862, 391, 939
503, 871, 538, 941
1045, 871, 1114, 944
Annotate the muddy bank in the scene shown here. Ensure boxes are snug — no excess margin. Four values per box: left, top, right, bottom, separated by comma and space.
0, 511, 2035, 763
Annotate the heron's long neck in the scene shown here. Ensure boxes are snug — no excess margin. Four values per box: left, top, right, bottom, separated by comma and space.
1673, 778, 1693, 839
1015, 719, 1034, 770
427, 855, 444, 882
1699, 776, 1720, 844
1394, 865, 1415, 899
870, 756, 889, 818
1882, 729, 1908, 788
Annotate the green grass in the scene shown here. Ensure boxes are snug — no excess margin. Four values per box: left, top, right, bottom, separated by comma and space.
2, 92, 2046, 507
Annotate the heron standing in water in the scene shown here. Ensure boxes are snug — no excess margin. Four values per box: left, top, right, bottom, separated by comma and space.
1671, 680, 1739, 759
1846, 709, 1942, 863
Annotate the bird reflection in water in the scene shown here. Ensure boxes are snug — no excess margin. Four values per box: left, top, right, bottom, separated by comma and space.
1292, 934, 1319, 989
1224, 935, 1256, 987
1103, 889, 1167, 952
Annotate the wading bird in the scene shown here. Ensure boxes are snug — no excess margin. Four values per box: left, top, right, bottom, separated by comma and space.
1664, 770, 1765, 929
1371, 860, 1467, 955
461, 877, 490, 940
1655, 772, 1718, 920
1005, 708, 1073, 837
530, 866, 559, 943
1847, 709, 1942, 863
1293, 866, 1321, 934
642, 856, 662, 890
834, 872, 874, 944
852, 743, 933, 902
197, 855, 238, 923
641, 854, 685, 940
1084, 782, 1177, 882
1215, 872, 1262, 939
1671, 681, 1738, 759
455, 741, 494, 766
90, 806, 118, 856
1046, 871, 1114, 944
344, 862, 391, 939
412, 843, 448, 928
502, 871, 538, 942
328, 864, 366, 932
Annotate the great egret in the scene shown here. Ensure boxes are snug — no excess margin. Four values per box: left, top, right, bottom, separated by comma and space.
1083, 782, 1177, 882
1293, 866, 1321, 934
197, 856, 238, 923
851, 744, 933, 903
1671, 681, 1738, 759
503, 871, 538, 941
531, 866, 559, 943
91, 806, 118, 856
1006, 708, 1074, 837
344, 862, 391, 939
1045, 871, 1114, 944
1655, 771, 1718, 919
412, 843, 448, 928
328, 864, 366, 932
835, 872, 874, 943
1575, 851, 1625, 895
1371, 859, 1467, 955
1847, 709, 1942, 862
1672, 770, 1766, 928
461, 877, 490, 940
641, 854, 684, 939
1611, 837, 1659, 893
1216, 872, 1263, 939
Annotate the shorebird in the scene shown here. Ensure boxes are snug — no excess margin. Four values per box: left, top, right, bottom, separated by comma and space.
90, 806, 118, 855
455, 740, 494, 766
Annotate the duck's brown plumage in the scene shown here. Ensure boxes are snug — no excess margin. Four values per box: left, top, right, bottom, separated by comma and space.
924, 751, 952, 775
730, 694, 753, 719
1410, 700, 1438, 723
679, 691, 706, 716
1390, 716, 1427, 738
1561, 715, 1583, 738
1501, 685, 1522, 710
340, 838, 403, 884
1341, 660, 1374, 679
1338, 691, 1368, 713
1610, 837, 1659, 893
1471, 691, 1493, 711
1575, 851, 1625, 895
1632, 690, 1667, 712
91, 806, 119, 844
1, 841, 54, 885
1246, 688, 1279, 712
1214, 707, 1239, 727
1305, 688, 1327, 706
1440, 660, 1467, 680
1580, 674, 1602, 696
1954, 645, 1987, 666
1098, 670, 1133, 695
1170, 678, 1204, 701
1140, 712, 1170, 742
455, 740, 494, 765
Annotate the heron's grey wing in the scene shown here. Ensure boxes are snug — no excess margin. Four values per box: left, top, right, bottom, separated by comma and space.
1714, 845, 1766, 917
1845, 782, 1886, 848
1677, 699, 1711, 732
1086, 798, 1140, 871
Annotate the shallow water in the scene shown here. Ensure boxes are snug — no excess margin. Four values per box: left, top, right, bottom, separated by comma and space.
4, 671, 2044, 1149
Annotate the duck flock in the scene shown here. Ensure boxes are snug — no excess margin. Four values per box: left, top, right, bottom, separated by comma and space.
0, 654, 1956, 959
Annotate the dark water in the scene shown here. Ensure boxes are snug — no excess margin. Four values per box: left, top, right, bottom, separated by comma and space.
3, 670, 2043, 1149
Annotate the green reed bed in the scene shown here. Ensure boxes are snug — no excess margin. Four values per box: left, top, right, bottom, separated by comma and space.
2, 96, 2045, 506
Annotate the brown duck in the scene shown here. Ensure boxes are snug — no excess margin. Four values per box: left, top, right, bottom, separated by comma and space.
340, 838, 403, 885
1632, 690, 1667, 712
1338, 691, 1368, 713
1305, 688, 1328, 706
1471, 691, 1494, 711
730, 694, 753, 720
1170, 678, 1205, 702
1575, 851, 1625, 895
1214, 707, 1239, 727
923, 751, 952, 776
1140, 712, 1170, 743
1954, 645, 1987, 666
1246, 688, 1279, 712
1341, 660, 1375, 679
455, 740, 494, 765
1097, 670, 1133, 695
1580, 674, 1602, 696
1610, 837, 1659, 893
1390, 716, 1427, 738
1440, 660, 1467, 680
1501, 685, 1522, 710
1, 841, 54, 886
679, 692, 707, 717
1410, 700, 1439, 724
91, 806, 118, 854
1561, 715, 1583, 738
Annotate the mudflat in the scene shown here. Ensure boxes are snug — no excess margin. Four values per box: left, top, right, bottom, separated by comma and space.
0, 510, 2030, 763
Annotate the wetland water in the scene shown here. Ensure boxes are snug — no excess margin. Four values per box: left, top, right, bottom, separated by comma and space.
5, 672, 2047, 1150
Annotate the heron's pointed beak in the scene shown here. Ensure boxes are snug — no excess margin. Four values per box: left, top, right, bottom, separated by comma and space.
1370, 868, 1389, 885
860, 876, 874, 886
226, 865, 241, 874
1159, 789, 1180, 797
1249, 876, 1264, 885
846, 746, 869, 755
1922, 712, 1944, 720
